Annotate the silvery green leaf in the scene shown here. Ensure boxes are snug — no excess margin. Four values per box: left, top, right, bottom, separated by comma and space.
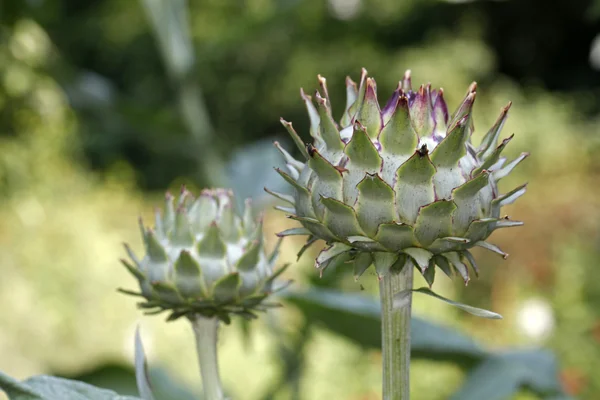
0, 370, 141, 400
135, 327, 156, 400
412, 287, 502, 319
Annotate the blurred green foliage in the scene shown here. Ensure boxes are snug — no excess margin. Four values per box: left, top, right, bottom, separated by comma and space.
1, 0, 600, 399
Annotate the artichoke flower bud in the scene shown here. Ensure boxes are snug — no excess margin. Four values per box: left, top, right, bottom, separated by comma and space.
270, 69, 528, 286
120, 187, 289, 323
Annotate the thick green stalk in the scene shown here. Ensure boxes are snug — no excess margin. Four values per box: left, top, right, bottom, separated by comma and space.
379, 265, 413, 400
190, 316, 225, 400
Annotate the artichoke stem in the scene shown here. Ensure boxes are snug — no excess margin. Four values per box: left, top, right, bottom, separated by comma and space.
191, 315, 226, 400
379, 264, 413, 400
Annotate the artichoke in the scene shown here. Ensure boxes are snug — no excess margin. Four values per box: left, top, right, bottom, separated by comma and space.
120, 187, 288, 323
270, 69, 528, 285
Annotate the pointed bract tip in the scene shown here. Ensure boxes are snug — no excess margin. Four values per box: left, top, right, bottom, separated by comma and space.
404, 69, 411, 79
317, 74, 326, 83
346, 76, 357, 88
417, 143, 429, 156
314, 91, 327, 105
361, 67, 368, 77
306, 143, 318, 157
300, 88, 311, 101
501, 101, 512, 114
353, 119, 366, 131
469, 82, 477, 93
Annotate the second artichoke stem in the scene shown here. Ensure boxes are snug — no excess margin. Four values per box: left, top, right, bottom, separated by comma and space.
380, 264, 413, 400
190, 315, 226, 400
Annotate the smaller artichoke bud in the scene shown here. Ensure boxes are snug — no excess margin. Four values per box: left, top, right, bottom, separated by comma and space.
120, 187, 289, 323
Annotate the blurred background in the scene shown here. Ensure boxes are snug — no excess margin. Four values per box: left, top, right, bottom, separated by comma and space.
1, 0, 600, 399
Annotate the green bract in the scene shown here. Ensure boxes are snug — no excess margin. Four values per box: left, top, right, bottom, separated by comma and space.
120, 188, 288, 323
270, 69, 528, 285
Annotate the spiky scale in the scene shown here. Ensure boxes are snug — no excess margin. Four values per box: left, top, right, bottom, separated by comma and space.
317, 243, 352, 267
347, 68, 368, 119
236, 241, 261, 271
353, 252, 373, 279
451, 171, 490, 234
163, 192, 176, 236
475, 241, 508, 258
431, 115, 470, 168
478, 102, 511, 159
355, 174, 396, 237
428, 236, 469, 254
432, 88, 448, 137
300, 88, 321, 141
320, 196, 365, 238
197, 223, 227, 258
274, 141, 305, 172
373, 252, 398, 278
409, 84, 435, 137
146, 230, 168, 262
281, 119, 309, 159
491, 183, 528, 218
448, 86, 476, 131
288, 215, 338, 243
190, 192, 218, 232
491, 219, 524, 231
307, 145, 343, 183
318, 74, 332, 109
345, 122, 382, 169
356, 77, 382, 139
341, 76, 358, 126
381, 84, 401, 125
212, 273, 241, 303
462, 250, 479, 277
403, 247, 433, 273
121, 259, 145, 281
394, 149, 436, 224
151, 281, 182, 303
174, 250, 205, 297
494, 152, 529, 181
401, 69, 412, 92
264, 187, 295, 205
423, 259, 436, 287
315, 92, 344, 153
474, 135, 514, 176
172, 208, 194, 246
275, 168, 315, 219
434, 255, 453, 278
277, 227, 312, 237
242, 198, 256, 234
374, 223, 418, 252
443, 252, 469, 284
414, 200, 456, 247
